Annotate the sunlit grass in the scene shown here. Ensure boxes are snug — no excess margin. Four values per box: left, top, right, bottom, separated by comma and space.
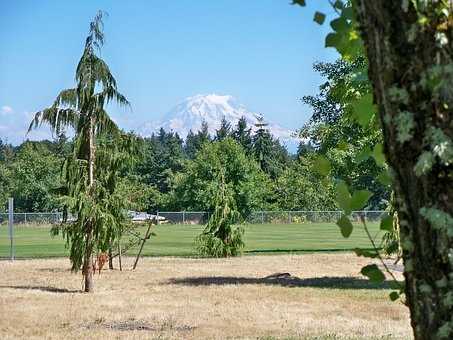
0, 222, 381, 258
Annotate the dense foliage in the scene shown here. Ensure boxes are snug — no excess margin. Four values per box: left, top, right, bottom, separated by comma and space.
1, 120, 340, 215
1, 58, 392, 216
301, 59, 388, 209
171, 137, 269, 215
195, 170, 244, 257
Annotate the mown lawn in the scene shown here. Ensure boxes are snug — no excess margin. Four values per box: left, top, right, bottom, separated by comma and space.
0, 222, 381, 258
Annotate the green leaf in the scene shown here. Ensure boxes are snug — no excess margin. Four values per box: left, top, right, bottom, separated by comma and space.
354, 248, 378, 258
342, 7, 354, 20
372, 143, 386, 166
351, 93, 376, 127
330, 17, 348, 32
337, 214, 353, 238
380, 213, 394, 232
336, 181, 352, 214
389, 291, 400, 301
291, 0, 306, 6
356, 146, 371, 163
377, 169, 392, 186
313, 12, 326, 25
325, 32, 341, 48
350, 190, 373, 211
313, 155, 331, 176
361, 264, 385, 283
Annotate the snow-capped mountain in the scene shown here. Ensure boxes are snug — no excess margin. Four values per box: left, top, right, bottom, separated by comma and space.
140, 94, 299, 146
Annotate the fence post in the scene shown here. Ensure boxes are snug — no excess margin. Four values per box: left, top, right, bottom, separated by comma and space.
261, 211, 264, 224
288, 211, 291, 224
182, 211, 185, 224
156, 211, 160, 225
8, 198, 14, 261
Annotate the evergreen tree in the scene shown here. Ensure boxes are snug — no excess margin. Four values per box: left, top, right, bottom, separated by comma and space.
232, 116, 252, 154
195, 169, 244, 257
0, 139, 14, 162
139, 129, 183, 194
184, 130, 198, 158
50, 132, 71, 158
28, 11, 131, 292
215, 116, 232, 141
296, 141, 315, 159
198, 120, 211, 144
184, 120, 211, 158
252, 116, 289, 179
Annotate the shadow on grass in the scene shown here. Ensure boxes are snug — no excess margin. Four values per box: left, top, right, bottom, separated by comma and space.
0, 285, 80, 293
167, 274, 395, 290
244, 247, 379, 254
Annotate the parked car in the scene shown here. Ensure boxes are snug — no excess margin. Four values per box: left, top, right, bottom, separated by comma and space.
127, 211, 167, 223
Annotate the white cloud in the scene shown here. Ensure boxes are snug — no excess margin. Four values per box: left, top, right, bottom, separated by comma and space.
1, 105, 13, 115
0, 108, 50, 144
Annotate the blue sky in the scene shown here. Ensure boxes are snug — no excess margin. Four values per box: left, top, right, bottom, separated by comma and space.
0, 0, 337, 145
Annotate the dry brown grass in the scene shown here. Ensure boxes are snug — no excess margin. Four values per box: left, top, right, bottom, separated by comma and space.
0, 254, 411, 339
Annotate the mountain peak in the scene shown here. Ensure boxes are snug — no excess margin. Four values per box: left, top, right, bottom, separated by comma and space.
186, 93, 234, 104
140, 94, 299, 147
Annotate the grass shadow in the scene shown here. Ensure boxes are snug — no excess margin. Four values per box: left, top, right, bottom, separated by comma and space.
0, 285, 80, 293
244, 248, 378, 254
167, 274, 396, 290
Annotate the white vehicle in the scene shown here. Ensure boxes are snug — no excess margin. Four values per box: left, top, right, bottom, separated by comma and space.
127, 211, 167, 223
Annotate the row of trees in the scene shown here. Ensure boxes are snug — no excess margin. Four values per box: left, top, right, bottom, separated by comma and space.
0, 65, 389, 216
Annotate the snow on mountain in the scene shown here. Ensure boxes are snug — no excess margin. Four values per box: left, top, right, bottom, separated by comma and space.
139, 94, 300, 146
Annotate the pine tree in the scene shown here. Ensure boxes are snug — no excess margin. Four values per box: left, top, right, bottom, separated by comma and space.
139, 130, 183, 193
198, 120, 211, 144
252, 116, 287, 179
184, 121, 211, 158
215, 116, 232, 141
232, 116, 253, 154
296, 141, 314, 159
184, 130, 198, 158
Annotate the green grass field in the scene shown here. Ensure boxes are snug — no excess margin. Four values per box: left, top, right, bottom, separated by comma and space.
0, 222, 381, 258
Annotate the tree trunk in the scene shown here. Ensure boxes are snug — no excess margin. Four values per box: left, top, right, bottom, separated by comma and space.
108, 247, 113, 270
355, 2, 453, 339
83, 115, 96, 293
83, 230, 94, 293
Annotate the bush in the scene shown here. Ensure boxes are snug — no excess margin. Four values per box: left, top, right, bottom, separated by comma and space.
195, 226, 244, 257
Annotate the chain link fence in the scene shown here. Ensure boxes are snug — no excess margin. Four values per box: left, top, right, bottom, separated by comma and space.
0, 212, 63, 225
157, 210, 385, 225
0, 210, 386, 226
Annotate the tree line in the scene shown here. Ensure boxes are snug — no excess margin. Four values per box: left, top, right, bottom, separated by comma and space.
0, 64, 390, 216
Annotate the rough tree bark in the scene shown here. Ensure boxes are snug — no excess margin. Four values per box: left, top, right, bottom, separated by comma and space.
355, 2, 453, 339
